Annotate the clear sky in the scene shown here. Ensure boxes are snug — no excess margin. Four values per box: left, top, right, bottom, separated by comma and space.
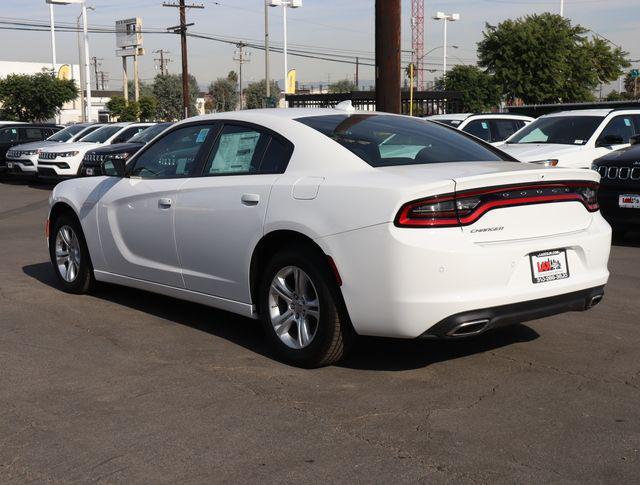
0, 0, 637, 91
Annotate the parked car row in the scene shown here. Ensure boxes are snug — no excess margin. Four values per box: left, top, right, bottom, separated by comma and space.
1, 122, 173, 181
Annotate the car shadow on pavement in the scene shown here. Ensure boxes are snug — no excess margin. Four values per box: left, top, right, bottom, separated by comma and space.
23, 261, 539, 371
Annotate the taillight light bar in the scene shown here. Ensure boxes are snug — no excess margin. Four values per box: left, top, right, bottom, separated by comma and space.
395, 181, 600, 228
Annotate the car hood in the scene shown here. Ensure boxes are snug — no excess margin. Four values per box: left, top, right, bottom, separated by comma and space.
86, 142, 143, 155
499, 143, 583, 162
594, 144, 640, 165
9, 140, 63, 151
39, 142, 100, 153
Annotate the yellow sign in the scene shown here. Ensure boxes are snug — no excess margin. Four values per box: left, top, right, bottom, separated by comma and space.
286, 69, 296, 94
57, 64, 71, 80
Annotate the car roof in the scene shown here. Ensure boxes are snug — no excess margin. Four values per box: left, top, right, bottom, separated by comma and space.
542, 109, 615, 118
426, 113, 472, 121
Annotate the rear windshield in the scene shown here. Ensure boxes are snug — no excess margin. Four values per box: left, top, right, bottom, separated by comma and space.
47, 124, 86, 142
296, 114, 506, 167
80, 125, 121, 143
507, 116, 604, 145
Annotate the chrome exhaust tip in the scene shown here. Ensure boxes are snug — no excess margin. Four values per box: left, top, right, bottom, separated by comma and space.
588, 294, 603, 308
447, 318, 491, 337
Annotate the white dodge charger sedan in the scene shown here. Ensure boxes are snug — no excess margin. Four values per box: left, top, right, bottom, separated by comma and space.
47, 107, 611, 367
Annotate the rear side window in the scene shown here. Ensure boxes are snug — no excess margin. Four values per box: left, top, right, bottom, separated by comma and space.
21, 128, 45, 141
462, 120, 491, 142
489, 119, 521, 142
297, 114, 506, 167
202, 124, 292, 175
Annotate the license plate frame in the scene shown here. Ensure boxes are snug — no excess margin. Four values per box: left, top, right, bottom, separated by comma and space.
619, 194, 640, 209
530, 249, 570, 284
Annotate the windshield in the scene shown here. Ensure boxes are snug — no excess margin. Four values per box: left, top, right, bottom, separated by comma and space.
47, 124, 86, 142
79, 125, 121, 143
507, 116, 604, 145
296, 114, 507, 167
128, 123, 173, 143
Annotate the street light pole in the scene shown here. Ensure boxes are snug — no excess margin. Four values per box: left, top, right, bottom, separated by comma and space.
81, 2, 92, 122
433, 12, 459, 86
264, 1, 270, 101
49, 3, 57, 72
267, 0, 301, 107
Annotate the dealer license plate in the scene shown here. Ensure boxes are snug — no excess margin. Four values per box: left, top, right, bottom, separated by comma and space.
530, 249, 569, 284
6, 162, 13, 169
619, 194, 640, 209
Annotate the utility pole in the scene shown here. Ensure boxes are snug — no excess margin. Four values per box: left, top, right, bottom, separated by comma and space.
375, 0, 401, 113
91, 56, 102, 91
355, 56, 359, 90
234, 42, 251, 110
264, 2, 270, 101
154, 49, 171, 75
99, 71, 109, 90
163, 0, 204, 119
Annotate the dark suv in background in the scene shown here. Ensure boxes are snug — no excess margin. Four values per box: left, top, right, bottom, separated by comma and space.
593, 134, 640, 237
0, 123, 62, 174
80, 122, 173, 176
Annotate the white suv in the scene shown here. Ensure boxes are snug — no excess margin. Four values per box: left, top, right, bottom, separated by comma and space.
426, 113, 533, 145
499, 109, 640, 168
37, 122, 152, 179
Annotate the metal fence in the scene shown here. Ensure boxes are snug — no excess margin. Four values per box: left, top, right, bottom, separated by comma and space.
285, 90, 464, 115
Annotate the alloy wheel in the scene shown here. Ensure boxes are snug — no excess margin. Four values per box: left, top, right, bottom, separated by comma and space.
268, 265, 320, 349
55, 225, 81, 283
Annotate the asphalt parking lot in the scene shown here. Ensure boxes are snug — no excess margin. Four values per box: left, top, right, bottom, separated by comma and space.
1, 178, 639, 484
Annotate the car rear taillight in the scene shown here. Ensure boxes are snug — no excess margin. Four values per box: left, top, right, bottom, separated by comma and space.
395, 181, 599, 228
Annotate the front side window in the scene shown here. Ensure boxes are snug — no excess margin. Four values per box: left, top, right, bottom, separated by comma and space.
507, 116, 603, 145
203, 125, 271, 175
599, 116, 637, 144
462, 120, 491, 142
130, 124, 213, 178
0, 128, 19, 143
297, 114, 506, 167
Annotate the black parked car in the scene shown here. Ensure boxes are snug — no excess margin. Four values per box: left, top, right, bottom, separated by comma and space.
592, 134, 640, 236
80, 122, 173, 176
0, 123, 62, 173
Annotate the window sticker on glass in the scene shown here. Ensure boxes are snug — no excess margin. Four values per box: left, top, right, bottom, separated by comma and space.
196, 128, 210, 143
481, 122, 488, 129
210, 131, 260, 173
624, 118, 632, 127
574, 139, 584, 144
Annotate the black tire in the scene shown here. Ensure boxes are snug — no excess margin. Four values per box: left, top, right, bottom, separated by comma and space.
259, 246, 352, 368
49, 213, 95, 294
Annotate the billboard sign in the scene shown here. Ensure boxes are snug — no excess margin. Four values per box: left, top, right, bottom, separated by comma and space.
116, 18, 143, 49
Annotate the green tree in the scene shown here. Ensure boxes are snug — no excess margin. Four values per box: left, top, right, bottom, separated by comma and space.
328, 79, 356, 93
126, 80, 154, 101
244, 79, 280, 109
208, 72, 238, 112
106, 95, 142, 121
435, 65, 502, 112
0, 72, 78, 121
138, 95, 158, 121
152, 73, 200, 120
478, 13, 629, 104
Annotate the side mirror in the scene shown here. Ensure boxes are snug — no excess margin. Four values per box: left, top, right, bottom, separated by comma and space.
630, 134, 640, 146
596, 134, 625, 147
102, 157, 126, 177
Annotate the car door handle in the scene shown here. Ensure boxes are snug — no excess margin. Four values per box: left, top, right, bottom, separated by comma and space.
241, 193, 260, 206
158, 197, 172, 208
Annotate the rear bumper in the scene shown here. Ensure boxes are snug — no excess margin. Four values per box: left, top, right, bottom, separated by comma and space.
319, 213, 611, 339
421, 285, 605, 338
